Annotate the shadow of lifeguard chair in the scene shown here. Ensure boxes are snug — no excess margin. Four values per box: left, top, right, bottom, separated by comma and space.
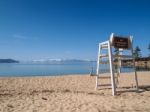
96, 33, 138, 96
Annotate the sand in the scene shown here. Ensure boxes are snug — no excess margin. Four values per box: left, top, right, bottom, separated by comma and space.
0, 71, 150, 112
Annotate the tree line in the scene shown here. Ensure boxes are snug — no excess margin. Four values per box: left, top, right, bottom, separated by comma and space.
133, 43, 150, 59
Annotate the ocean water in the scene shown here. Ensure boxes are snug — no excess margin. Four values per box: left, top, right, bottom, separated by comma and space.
0, 62, 135, 77
0, 62, 96, 77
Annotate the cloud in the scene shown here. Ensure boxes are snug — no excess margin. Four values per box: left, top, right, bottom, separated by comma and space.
13, 34, 28, 40
12, 34, 39, 40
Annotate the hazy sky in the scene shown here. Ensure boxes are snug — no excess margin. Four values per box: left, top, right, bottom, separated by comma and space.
0, 0, 150, 61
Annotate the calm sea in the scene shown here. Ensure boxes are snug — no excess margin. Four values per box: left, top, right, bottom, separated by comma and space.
0, 62, 95, 77
0, 62, 135, 77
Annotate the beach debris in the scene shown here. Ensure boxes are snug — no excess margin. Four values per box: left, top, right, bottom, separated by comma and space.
63, 89, 71, 93
90, 67, 95, 76
7, 104, 14, 108
42, 97, 48, 100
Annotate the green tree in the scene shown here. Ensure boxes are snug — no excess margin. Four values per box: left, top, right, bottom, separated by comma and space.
133, 46, 141, 59
148, 43, 150, 57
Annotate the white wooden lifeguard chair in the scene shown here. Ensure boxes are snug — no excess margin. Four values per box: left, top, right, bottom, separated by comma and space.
96, 33, 138, 96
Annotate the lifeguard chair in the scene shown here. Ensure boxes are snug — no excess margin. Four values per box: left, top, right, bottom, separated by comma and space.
96, 33, 138, 96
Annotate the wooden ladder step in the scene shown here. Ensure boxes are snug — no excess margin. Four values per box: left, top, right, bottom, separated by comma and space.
113, 54, 133, 59
99, 61, 109, 64
99, 54, 109, 58
101, 44, 108, 49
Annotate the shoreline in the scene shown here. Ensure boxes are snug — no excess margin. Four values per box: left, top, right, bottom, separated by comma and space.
0, 73, 90, 79
0, 71, 149, 78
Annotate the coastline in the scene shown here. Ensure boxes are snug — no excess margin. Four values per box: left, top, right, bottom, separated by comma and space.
0, 71, 150, 112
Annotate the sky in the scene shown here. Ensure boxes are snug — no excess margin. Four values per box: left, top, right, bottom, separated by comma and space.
0, 0, 150, 61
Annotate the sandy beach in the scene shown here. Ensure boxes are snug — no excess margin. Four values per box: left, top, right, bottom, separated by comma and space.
0, 71, 150, 112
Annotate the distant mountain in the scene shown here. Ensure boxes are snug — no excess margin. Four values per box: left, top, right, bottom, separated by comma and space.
33, 59, 92, 62
60, 59, 94, 62
31, 59, 95, 63
0, 59, 19, 63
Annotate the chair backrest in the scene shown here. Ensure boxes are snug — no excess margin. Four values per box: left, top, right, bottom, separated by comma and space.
110, 33, 132, 50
